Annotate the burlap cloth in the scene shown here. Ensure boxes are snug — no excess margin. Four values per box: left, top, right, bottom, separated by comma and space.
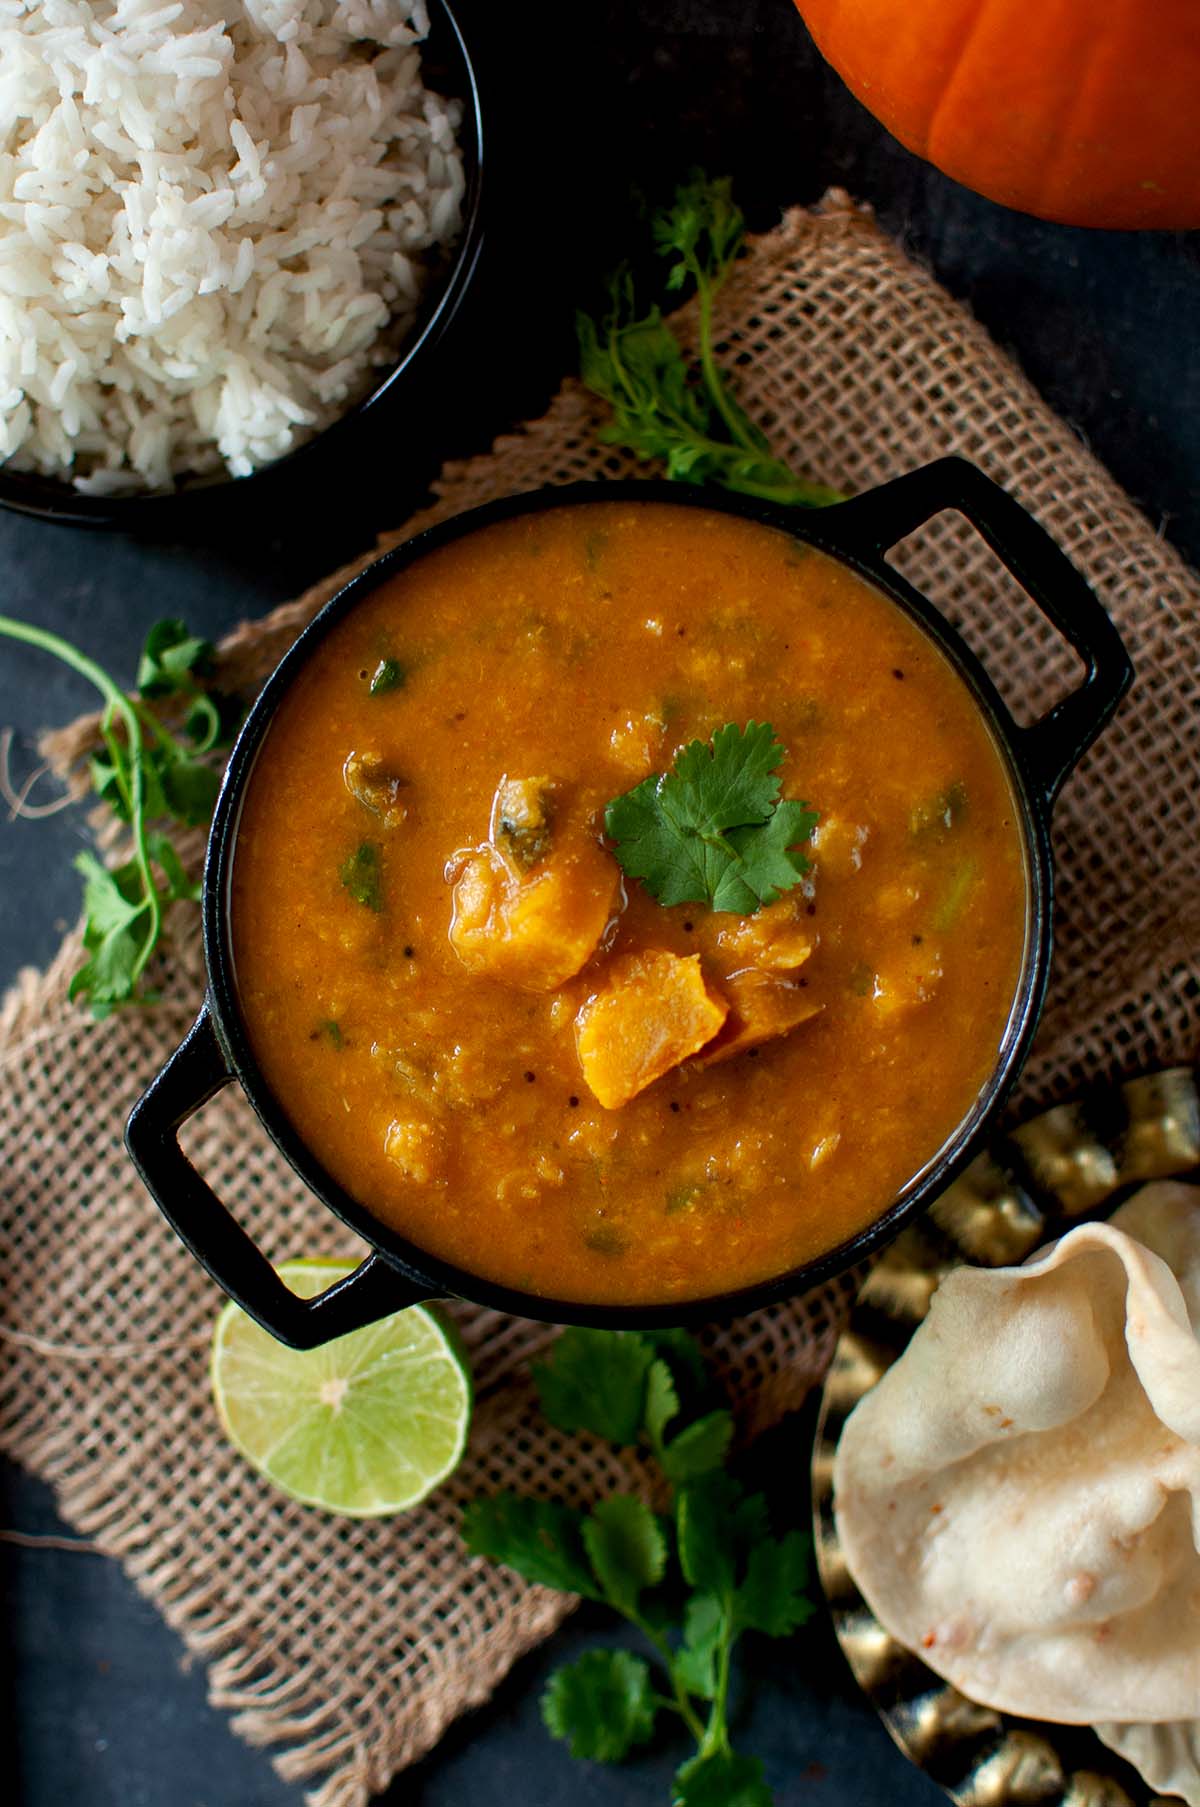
2, 193, 1198, 1806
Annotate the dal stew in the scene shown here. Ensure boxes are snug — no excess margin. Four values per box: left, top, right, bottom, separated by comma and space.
230, 501, 1028, 1305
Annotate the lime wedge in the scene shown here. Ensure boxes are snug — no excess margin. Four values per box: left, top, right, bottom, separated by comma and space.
210, 1260, 471, 1516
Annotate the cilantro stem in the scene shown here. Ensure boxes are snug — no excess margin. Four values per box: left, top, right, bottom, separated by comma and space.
651, 1691, 687, 1716
629, 1611, 707, 1742
690, 262, 842, 505
723, 469, 848, 509
669, 1675, 709, 1746
99, 711, 135, 819
0, 615, 161, 993
135, 702, 180, 755
693, 262, 758, 458
700, 1624, 735, 1759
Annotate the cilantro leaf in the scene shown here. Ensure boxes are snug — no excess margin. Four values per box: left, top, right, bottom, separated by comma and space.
674, 1591, 724, 1700
74, 851, 143, 938
643, 1330, 719, 1436
603, 771, 707, 908
159, 753, 221, 828
641, 1329, 708, 1398
677, 1475, 769, 1599
606, 723, 816, 914
532, 1329, 655, 1445
542, 1650, 658, 1762
643, 1333, 735, 1487
653, 171, 746, 300
339, 841, 383, 912
670, 722, 786, 830
461, 1494, 600, 1599
674, 1749, 773, 1807
724, 798, 820, 907
137, 619, 214, 697
582, 1496, 667, 1614
733, 1530, 815, 1638
644, 1359, 681, 1457
69, 852, 149, 1011
661, 1410, 733, 1484
146, 833, 200, 904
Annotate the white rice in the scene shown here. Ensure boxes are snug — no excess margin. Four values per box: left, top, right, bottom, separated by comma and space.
0, 0, 465, 491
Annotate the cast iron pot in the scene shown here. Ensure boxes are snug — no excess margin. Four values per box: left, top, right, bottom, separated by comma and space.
126, 457, 1133, 1348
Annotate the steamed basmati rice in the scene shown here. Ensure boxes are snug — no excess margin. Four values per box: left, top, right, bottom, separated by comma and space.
0, 0, 465, 492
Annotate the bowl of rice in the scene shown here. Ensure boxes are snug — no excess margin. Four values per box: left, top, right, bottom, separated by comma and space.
0, 0, 482, 525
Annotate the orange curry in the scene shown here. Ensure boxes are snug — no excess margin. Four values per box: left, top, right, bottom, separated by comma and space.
231, 501, 1028, 1305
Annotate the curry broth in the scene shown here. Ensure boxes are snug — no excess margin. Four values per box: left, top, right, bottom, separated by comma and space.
231, 502, 1028, 1304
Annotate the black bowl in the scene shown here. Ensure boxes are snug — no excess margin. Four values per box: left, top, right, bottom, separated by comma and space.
0, 0, 483, 531
127, 459, 1133, 1347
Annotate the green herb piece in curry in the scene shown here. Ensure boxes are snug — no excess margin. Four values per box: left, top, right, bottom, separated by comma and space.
340, 841, 384, 912
369, 657, 406, 695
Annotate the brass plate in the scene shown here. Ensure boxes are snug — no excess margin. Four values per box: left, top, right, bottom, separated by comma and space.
812, 1066, 1200, 1807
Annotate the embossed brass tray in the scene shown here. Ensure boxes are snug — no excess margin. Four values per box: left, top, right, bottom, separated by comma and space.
812, 1066, 1200, 1807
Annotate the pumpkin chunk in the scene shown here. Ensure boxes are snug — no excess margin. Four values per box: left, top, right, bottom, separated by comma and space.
449, 841, 617, 991
449, 775, 618, 991
576, 951, 728, 1109
714, 897, 814, 972
692, 968, 822, 1068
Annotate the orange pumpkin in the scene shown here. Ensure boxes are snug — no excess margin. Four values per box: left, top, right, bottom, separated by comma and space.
795, 0, 1200, 229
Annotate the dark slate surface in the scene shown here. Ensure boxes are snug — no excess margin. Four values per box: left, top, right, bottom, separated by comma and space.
2, 2, 1195, 1803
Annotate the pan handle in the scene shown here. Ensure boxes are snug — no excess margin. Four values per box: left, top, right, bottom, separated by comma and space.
125, 1008, 430, 1349
814, 457, 1133, 804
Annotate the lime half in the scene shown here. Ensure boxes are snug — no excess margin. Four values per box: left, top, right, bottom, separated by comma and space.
211, 1261, 472, 1517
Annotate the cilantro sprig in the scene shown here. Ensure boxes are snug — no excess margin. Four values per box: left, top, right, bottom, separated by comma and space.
462, 1328, 815, 1805
578, 172, 845, 509
0, 615, 240, 1015
606, 721, 817, 914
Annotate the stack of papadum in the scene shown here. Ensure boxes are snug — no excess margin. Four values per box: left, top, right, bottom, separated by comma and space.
834, 1181, 1200, 1803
